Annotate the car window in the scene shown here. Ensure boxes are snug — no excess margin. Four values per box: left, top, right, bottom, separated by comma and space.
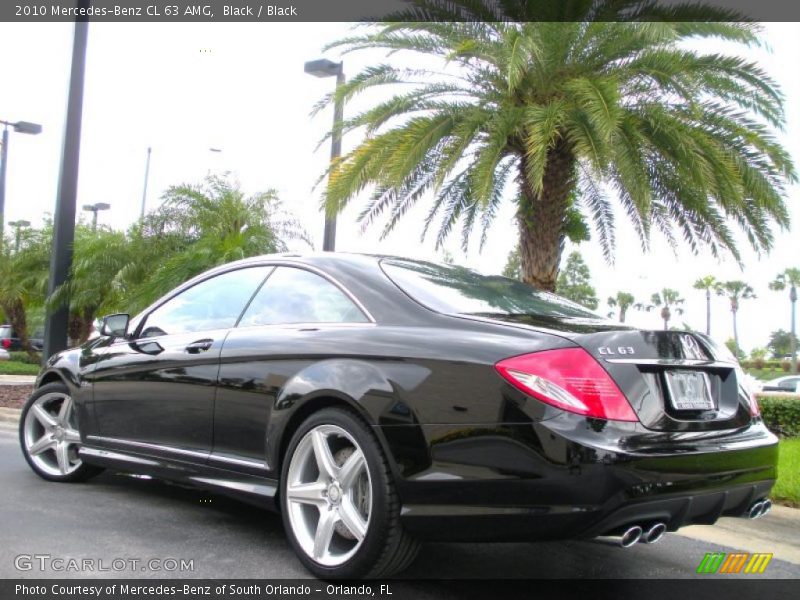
0, 326, 13, 338
139, 267, 272, 338
380, 259, 598, 319
238, 267, 368, 326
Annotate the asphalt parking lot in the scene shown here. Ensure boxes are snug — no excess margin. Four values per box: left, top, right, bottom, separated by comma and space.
1, 428, 798, 580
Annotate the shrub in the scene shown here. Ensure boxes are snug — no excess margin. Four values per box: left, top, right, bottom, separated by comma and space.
781, 361, 791, 372
754, 358, 766, 370
757, 395, 800, 437
8, 351, 42, 365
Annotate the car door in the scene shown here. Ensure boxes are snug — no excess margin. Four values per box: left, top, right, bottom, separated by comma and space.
87, 265, 272, 458
212, 266, 371, 474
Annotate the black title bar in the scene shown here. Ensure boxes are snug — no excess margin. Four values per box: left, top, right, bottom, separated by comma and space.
3, 0, 800, 23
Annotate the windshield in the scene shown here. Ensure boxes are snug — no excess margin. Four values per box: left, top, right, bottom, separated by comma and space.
380, 259, 600, 319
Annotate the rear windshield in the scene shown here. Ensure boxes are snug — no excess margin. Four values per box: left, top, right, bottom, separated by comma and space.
0, 326, 13, 338
380, 259, 598, 319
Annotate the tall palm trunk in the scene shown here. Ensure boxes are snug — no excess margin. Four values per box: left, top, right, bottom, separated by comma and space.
661, 306, 671, 330
731, 308, 740, 358
619, 306, 627, 323
517, 142, 575, 291
705, 288, 711, 335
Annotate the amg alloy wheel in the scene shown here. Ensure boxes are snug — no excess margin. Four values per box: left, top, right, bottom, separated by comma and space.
285, 424, 372, 566
280, 408, 419, 578
19, 382, 103, 482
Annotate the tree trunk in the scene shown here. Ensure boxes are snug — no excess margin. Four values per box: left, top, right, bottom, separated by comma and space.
705, 288, 711, 336
66, 309, 96, 346
661, 306, 670, 331
619, 307, 627, 323
732, 308, 739, 359
0, 298, 34, 359
517, 141, 575, 291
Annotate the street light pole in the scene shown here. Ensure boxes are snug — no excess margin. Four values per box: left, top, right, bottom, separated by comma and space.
140, 146, 151, 221
43, 1, 90, 360
0, 120, 43, 241
0, 127, 7, 241
83, 202, 110, 231
304, 58, 345, 252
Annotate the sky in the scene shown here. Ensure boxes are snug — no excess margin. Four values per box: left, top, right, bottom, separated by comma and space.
0, 21, 798, 353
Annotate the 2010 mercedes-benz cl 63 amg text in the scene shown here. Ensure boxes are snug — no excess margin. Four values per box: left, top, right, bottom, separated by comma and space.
19, 254, 777, 578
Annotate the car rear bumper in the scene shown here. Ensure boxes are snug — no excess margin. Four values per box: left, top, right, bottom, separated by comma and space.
380, 413, 778, 542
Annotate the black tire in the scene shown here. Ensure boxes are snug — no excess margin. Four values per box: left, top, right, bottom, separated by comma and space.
280, 407, 419, 579
19, 382, 104, 483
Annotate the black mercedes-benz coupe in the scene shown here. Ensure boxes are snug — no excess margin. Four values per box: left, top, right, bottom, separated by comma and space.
19, 254, 777, 578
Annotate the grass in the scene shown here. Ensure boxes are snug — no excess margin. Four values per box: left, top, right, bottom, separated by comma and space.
773, 438, 800, 507
0, 361, 40, 376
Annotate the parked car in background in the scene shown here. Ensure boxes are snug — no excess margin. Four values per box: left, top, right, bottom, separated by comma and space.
0, 325, 43, 352
761, 375, 800, 393
0, 348, 9, 361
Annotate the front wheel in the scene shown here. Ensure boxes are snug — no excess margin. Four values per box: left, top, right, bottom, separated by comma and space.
19, 382, 103, 482
280, 407, 419, 578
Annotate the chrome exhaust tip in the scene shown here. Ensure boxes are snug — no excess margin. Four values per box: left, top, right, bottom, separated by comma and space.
748, 501, 765, 519
643, 522, 667, 544
620, 525, 643, 548
760, 499, 772, 517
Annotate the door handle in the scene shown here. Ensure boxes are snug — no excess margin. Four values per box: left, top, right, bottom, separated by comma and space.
185, 339, 213, 354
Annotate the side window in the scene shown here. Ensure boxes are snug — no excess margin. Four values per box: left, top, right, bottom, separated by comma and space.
238, 267, 368, 326
139, 267, 271, 338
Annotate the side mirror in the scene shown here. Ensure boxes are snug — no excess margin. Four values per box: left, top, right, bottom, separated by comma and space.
100, 314, 130, 338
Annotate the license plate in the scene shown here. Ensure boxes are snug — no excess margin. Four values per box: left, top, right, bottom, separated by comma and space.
664, 370, 715, 411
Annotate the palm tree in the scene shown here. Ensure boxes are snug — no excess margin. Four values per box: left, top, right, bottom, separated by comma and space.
716, 280, 755, 359
316, 4, 794, 291
647, 289, 685, 330
0, 227, 50, 357
129, 175, 309, 308
47, 225, 136, 343
769, 268, 800, 373
693, 275, 718, 336
607, 292, 635, 323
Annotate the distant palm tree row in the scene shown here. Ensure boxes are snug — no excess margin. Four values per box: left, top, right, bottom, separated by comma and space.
607, 269, 799, 361
0, 175, 307, 355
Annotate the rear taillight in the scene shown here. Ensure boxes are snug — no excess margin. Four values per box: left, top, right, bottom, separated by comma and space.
1, 339, 10, 349
495, 348, 638, 422
748, 393, 760, 417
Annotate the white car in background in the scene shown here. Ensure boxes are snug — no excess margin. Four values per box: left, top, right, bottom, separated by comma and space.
760, 375, 800, 393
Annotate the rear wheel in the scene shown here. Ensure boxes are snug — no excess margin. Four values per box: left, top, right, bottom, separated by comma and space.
19, 382, 103, 482
280, 407, 419, 578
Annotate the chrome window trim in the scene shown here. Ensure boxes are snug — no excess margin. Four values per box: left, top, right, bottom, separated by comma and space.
130, 259, 375, 338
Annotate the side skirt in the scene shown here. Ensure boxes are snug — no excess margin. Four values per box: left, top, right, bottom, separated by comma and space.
78, 445, 279, 510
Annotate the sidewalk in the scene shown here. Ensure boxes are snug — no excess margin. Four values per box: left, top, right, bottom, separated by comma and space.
0, 375, 36, 386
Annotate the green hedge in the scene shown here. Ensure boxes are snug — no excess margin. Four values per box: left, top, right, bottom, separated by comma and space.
8, 351, 42, 365
758, 395, 800, 437
741, 359, 799, 372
